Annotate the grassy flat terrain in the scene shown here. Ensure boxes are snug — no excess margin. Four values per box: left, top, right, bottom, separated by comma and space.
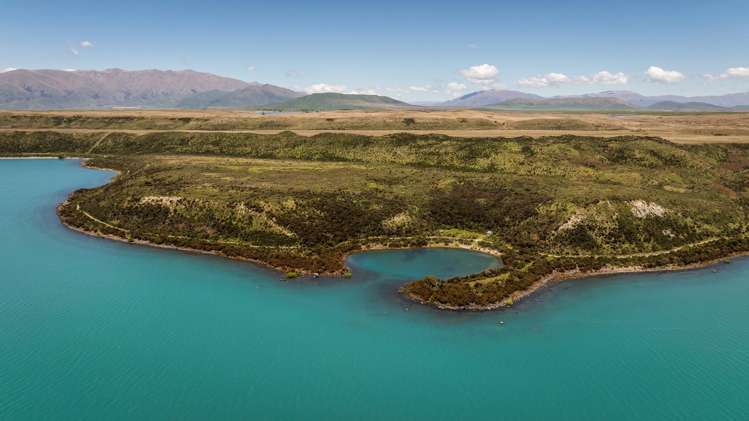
3, 128, 749, 309
2, 109, 748, 144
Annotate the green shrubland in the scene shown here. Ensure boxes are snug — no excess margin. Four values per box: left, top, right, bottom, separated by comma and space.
4, 129, 749, 308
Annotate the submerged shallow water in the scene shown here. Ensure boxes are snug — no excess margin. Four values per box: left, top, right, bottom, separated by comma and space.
2, 160, 749, 420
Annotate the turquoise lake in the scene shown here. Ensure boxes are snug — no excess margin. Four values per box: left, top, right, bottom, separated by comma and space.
2, 159, 749, 420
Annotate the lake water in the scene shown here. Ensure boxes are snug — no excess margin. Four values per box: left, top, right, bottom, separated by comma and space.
2, 159, 749, 420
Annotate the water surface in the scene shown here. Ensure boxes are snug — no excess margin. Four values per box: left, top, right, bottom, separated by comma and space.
2, 160, 749, 420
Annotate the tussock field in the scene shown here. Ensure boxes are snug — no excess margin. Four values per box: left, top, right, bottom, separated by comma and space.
3, 128, 749, 309
2, 109, 749, 143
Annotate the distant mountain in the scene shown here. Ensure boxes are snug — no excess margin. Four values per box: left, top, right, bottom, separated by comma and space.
577, 90, 749, 108
442, 90, 542, 107
441, 89, 749, 110
270, 93, 413, 110
490, 97, 633, 111
688, 92, 749, 108
0, 68, 250, 109
176, 84, 303, 108
572, 91, 655, 107
646, 101, 730, 112
2, 68, 748, 111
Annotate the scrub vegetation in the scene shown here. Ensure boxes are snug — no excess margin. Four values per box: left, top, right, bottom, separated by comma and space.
3, 128, 749, 309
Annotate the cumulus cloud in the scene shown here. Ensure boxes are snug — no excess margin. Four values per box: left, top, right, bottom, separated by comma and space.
518, 72, 571, 87
705, 67, 749, 80
1, 67, 18, 73
727, 67, 749, 77
518, 70, 628, 88
577, 70, 628, 85
80, 40, 94, 48
305, 83, 347, 94
646, 66, 685, 83
460, 64, 499, 85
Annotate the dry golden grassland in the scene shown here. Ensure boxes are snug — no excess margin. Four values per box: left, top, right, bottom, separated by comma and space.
1, 109, 748, 144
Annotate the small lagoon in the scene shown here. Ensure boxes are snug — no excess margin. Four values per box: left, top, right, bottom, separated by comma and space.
2, 159, 749, 420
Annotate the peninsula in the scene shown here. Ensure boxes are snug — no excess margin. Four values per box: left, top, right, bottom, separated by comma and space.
2, 109, 749, 310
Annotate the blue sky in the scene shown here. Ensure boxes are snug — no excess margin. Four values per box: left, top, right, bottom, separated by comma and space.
2, 0, 748, 101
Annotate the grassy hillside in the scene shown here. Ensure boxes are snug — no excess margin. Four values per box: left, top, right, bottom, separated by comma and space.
490, 97, 633, 111
646, 101, 730, 112
175, 85, 303, 109
269, 93, 413, 111
4, 129, 749, 309
0, 111, 503, 131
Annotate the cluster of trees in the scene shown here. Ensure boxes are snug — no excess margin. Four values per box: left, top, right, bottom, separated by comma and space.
427, 181, 548, 232
273, 191, 412, 247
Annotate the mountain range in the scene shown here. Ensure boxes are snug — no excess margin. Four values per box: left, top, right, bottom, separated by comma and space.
441, 90, 542, 107
0, 68, 254, 108
389, 88, 749, 111
445, 89, 749, 110
176, 84, 303, 108
1, 69, 748, 111
268, 93, 410, 111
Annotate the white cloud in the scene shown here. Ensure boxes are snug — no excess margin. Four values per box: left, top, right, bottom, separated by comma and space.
460, 64, 499, 85
446, 82, 467, 95
518, 70, 629, 88
247, 66, 256, 72
409, 85, 431, 92
70, 48, 80, 56
726, 67, 749, 77
347, 88, 379, 95
62, 69, 77, 72
646, 66, 685, 83
306, 83, 346, 94
577, 70, 628, 85
706, 67, 749, 80
518, 72, 571, 87
80, 40, 94, 48
467, 43, 479, 49
1, 67, 18, 73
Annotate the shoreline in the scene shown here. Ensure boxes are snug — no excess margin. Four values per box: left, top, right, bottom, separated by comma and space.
407, 252, 748, 311
57, 206, 502, 279
62, 198, 747, 313
57, 210, 315, 276
47, 157, 749, 312
62, 156, 506, 279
